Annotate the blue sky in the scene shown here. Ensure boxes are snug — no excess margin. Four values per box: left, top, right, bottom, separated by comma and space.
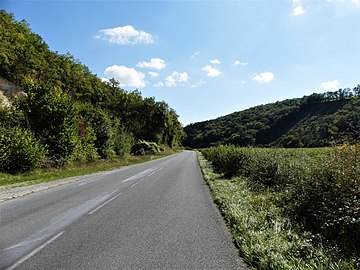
2, 0, 360, 125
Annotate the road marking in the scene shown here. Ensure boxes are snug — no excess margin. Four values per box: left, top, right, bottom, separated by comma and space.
3, 235, 50, 251
88, 193, 122, 215
122, 169, 155, 182
6, 231, 65, 270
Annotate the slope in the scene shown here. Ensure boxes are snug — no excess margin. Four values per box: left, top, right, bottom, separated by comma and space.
183, 90, 360, 148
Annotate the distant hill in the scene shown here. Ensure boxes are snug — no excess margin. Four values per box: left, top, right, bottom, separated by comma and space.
183, 88, 360, 148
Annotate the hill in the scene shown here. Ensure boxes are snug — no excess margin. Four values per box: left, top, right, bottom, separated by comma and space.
0, 11, 184, 173
183, 88, 360, 148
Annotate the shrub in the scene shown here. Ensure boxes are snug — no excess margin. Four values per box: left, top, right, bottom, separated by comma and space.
131, 141, 163, 155
77, 103, 113, 159
202, 144, 360, 258
112, 119, 134, 158
0, 126, 46, 174
71, 117, 99, 162
17, 84, 77, 167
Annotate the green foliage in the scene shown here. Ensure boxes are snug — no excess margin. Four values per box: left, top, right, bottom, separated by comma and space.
76, 103, 114, 159
71, 116, 99, 162
112, 119, 134, 158
131, 141, 163, 156
184, 88, 360, 149
198, 153, 357, 269
0, 126, 46, 174
0, 10, 184, 157
17, 83, 77, 167
202, 145, 360, 261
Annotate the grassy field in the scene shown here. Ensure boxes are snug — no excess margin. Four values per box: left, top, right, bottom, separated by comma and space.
0, 149, 178, 188
199, 145, 359, 269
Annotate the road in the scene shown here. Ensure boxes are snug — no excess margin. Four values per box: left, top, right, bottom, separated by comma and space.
0, 151, 247, 269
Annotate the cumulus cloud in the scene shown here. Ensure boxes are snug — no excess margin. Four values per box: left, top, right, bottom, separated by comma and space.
210, 59, 221, 65
327, 0, 359, 3
148, 71, 159, 78
165, 71, 189, 87
96, 25, 154, 45
321, 80, 339, 90
191, 50, 200, 59
292, 0, 306, 16
100, 78, 110, 83
191, 79, 206, 88
233, 60, 248, 66
137, 58, 166, 70
253, 72, 274, 84
104, 65, 146, 88
202, 65, 222, 77
154, 82, 165, 88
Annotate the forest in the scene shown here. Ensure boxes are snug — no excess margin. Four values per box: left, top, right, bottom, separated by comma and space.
0, 11, 185, 174
183, 87, 360, 148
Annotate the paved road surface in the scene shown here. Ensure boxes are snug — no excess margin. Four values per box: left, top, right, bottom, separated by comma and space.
0, 151, 247, 269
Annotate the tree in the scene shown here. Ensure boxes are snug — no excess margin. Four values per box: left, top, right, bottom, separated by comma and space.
18, 83, 77, 167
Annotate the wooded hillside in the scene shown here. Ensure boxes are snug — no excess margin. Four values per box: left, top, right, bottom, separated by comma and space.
183, 88, 360, 148
0, 11, 184, 173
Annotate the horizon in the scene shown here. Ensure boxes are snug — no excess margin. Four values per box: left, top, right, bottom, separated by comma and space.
2, 0, 360, 126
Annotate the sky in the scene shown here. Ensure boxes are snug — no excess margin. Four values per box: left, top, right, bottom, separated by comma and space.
1, 0, 360, 126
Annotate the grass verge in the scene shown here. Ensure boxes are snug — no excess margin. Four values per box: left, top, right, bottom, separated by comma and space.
0, 149, 178, 188
197, 152, 356, 270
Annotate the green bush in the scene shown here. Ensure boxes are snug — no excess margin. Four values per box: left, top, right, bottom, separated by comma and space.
131, 141, 163, 155
71, 117, 99, 162
112, 119, 134, 158
201, 144, 360, 258
202, 145, 251, 178
77, 103, 113, 159
0, 126, 46, 174
17, 84, 77, 167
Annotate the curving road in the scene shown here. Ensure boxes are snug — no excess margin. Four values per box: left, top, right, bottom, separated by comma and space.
0, 151, 247, 269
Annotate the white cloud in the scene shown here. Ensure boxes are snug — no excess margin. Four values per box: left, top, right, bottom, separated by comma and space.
191, 50, 200, 59
137, 58, 166, 70
100, 78, 110, 83
321, 80, 339, 90
154, 82, 164, 88
148, 71, 159, 78
253, 72, 274, 84
327, 0, 360, 3
233, 60, 248, 66
210, 59, 221, 65
165, 71, 189, 87
202, 65, 222, 77
191, 79, 207, 88
96, 25, 154, 45
292, 0, 306, 16
104, 65, 146, 88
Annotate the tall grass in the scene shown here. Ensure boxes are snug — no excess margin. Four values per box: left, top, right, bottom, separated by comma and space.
201, 145, 359, 269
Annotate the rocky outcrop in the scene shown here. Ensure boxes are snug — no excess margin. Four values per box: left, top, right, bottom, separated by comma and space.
0, 77, 25, 107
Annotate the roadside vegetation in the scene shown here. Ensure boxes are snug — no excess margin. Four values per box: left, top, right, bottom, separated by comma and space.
0, 11, 185, 178
199, 145, 359, 269
0, 146, 178, 188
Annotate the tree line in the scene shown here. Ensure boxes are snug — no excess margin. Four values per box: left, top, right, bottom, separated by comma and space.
0, 11, 185, 174
183, 85, 360, 149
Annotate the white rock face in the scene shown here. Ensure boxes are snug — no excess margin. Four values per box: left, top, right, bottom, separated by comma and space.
0, 77, 25, 107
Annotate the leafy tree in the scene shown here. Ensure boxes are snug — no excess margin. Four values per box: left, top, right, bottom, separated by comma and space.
77, 103, 114, 159
17, 83, 77, 167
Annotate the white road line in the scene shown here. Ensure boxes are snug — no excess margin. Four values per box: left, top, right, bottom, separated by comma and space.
6, 231, 65, 270
130, 177, 146, 188
88, 193, 122, 215
3, 235, 50, 251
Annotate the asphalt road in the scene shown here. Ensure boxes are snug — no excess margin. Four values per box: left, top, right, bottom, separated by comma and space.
0, 151, 247, 269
